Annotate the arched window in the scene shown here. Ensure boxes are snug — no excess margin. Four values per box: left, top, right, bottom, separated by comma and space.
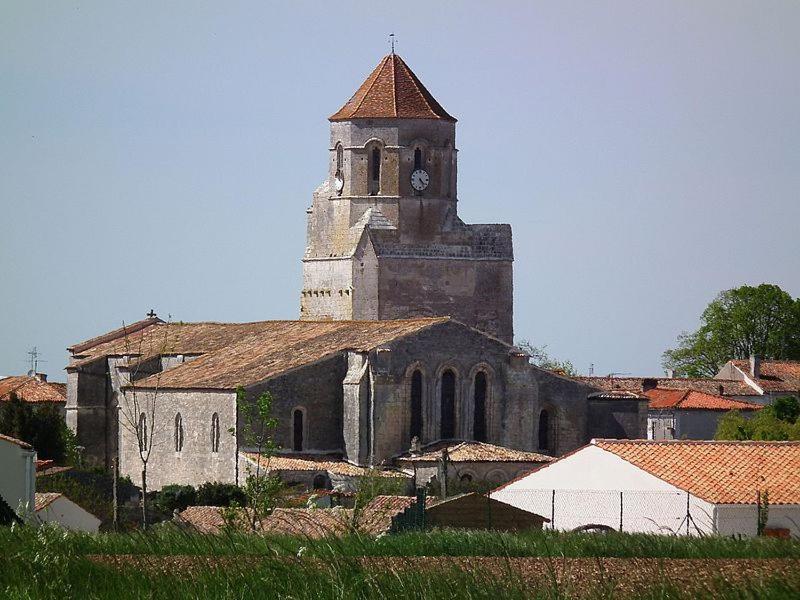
174, 413, 184, 452
410, 370, 423, 442
473, 372, 487, 442
538, 410, 551, 454
211, 412, 220, 453
414, 147, 423, 170
369, 146, 381, 195
440, 369, 456, 439
336, 143, 343, 172
138, 412, 147, 452
293, 408, 304, 451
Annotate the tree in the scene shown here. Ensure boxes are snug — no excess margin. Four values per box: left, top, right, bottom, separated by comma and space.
117, 318, 174, 529
0, 393, 71, 463
715, 396, 800, 441
663, 284, 800, 377
516, 340, 577, 376
232, 386, 283, 530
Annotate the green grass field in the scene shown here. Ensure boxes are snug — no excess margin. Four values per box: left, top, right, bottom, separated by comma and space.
2, 525, 799, 599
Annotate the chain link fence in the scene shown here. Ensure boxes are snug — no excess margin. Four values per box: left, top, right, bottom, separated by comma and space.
492, 489, 716, 535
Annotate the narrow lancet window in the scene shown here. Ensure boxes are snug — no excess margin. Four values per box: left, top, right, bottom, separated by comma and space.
211, 412, 220, 453
174, 413, 184, 452
410, 370, 423, 442
293, 409, 304, 451
473, 372, 487, 442
440, 370, 456, 439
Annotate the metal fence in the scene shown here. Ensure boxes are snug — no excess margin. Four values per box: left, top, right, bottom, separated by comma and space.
491, 489, 716, 535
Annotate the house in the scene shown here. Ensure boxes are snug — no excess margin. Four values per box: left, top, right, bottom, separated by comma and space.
394, 440, 553, 489
0, 433, 36, 517
645, 388, 762, 440
0, 373, 67, 416
33, 493, 101, 533
716, 357, 800, 402
491, 439, 800, 537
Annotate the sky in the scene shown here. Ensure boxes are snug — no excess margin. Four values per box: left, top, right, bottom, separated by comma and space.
1, 1, 799, 381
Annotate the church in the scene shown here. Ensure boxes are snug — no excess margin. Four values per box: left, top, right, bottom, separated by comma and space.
65, 54, 646, 490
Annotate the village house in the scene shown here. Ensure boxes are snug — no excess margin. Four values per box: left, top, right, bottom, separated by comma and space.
0, 433, 36, 516
716, 357, 800, 402
0, 373, 67, 416
491, 439, 800, 537
645, 388, 762, 440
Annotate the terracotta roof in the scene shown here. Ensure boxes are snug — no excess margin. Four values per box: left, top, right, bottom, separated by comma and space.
0, 375, 66, 403
0, 433, 33, 450
397, 441, 554, 464
576, 376, 758, 397
127, 318, 449, 390
330, 54, 456, 122
68, 320, 280, 369
594, 440, 800, 505
178, 502, 415, 537
242, 453, 407, 479
645, 388, 763, 411
730, 360, 800, 393
69, 316, 162, 354
34, 493, 62, 512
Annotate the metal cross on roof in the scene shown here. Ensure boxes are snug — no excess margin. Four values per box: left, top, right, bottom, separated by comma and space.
146, 309, 157, 318
389, 33, 396, 54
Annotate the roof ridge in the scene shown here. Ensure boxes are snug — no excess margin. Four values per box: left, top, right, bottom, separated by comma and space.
390, 54, 398, 117
351, 56, 390, 117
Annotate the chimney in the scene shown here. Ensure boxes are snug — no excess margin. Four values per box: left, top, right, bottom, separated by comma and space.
750, 355, 761, 379
666, 369, 675, 379
34, 373, 47, 382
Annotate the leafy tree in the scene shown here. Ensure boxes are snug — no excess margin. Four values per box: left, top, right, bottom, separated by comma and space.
0, 393, 70, 463
154, 484, 197, 514
232, 386, 283, 530
663, 284, 800, 377
715, 397, 800, 441
516, 340, 577, 376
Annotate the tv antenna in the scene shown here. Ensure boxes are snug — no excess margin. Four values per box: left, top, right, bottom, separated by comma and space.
26, 346, 46, 375
389, 33, 396, 54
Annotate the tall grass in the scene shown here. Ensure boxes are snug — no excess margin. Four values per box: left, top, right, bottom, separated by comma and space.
1, 525, 798, 599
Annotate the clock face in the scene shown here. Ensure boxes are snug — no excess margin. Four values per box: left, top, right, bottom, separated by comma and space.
334, 172, 344, 193
411, 169, 430, 192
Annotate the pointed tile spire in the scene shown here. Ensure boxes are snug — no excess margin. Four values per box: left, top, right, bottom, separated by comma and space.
330, 54, 456, 122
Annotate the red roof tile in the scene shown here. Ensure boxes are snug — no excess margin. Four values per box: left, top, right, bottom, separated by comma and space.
330, 54, 456, 122
645, 388, 762, 411
0, 376, 66, 403
576, 376, 758, 397
730, 360, 800, 393
34, 493, 62, 512
0, 433, 33, 450
595, 439, 800, 504
242, 453, 407, 479
397, 441, 553, 464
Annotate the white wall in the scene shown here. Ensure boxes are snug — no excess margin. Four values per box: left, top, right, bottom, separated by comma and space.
714, 504, 800, 537
492, 446, 715, 535
0, 436, 36, 515
36, 496, 101, 533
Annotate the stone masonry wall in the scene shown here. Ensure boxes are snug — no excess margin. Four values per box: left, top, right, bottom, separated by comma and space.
118, 389, 237, 490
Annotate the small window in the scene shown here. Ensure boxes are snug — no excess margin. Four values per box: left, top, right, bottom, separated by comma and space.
410, 370, 423, 442
440, 370, 456, 439
369, 146, 381, 195
313, 474, 329, 490
138, 412, 147, 452
293, 409, 304, 451
336, 143, 343, 172
414, 147, 422, 170
538, 410, 550, 453
211, 412, 220, 453
174, 413, 184, 452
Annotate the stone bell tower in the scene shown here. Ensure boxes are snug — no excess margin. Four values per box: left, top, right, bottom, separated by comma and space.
301, 53, 514, 344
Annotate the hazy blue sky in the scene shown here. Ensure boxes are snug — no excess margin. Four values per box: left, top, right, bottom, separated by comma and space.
2, 2, 799, 381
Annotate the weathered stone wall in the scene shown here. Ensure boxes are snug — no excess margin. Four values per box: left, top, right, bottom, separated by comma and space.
65, 360, 111, 467
529, 371, 597, 456
118, 389, 237, 491
242, 355, 347, 455
587, 398, 648, 441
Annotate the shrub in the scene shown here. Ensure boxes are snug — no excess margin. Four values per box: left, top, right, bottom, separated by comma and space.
154, 485, 197, 514
196, 482, 247, 507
